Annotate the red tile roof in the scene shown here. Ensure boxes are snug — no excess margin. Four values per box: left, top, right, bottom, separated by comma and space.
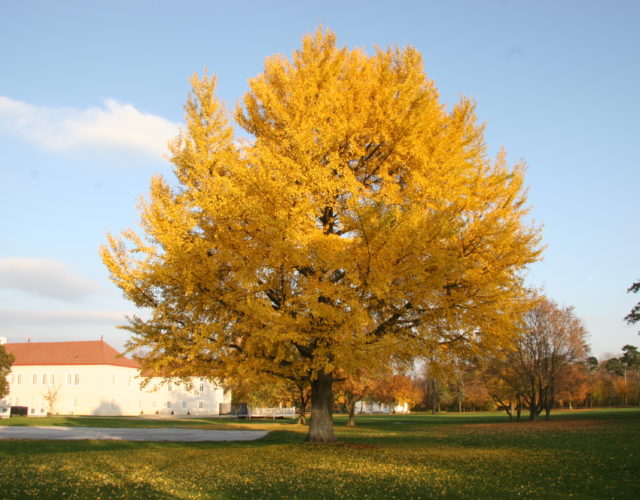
4, 340, 140, 369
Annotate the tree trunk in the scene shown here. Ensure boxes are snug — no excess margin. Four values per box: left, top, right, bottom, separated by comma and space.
528, 393, 538, 421
544, 386, 554, 420
516, 396, 522, 422
345, 396, 356, 427
431, 379, 438, 414
347, 406, 356, 427
307, 372, 335, 442
297, 387, 307, 425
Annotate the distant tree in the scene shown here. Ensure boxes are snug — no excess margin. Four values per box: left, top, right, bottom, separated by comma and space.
422, 353, 471, 413
0, 344, 14, 400
594, 346, 640, 406
228, 375, 280, 409
289, 380, 311, 425
555, 365, 589, 409
335, 366, 383, 426
371, 374, 423, 413
588, 370, 614, 407
621, 345, 640, 371
620, 345, 640, 404
230, 375, 311, 423
586, 356, 599, 371
484, 296, 589, 421
460, 371, 493, 411
624, 281, 640, 332
422, 353, 483, 412
44, 384, 61, 415
614, 377, 631, 406
605, 358, 625, 377
482, 362, 524, 420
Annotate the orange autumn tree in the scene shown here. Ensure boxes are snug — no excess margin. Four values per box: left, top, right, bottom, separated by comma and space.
335, 365, 387, 426
101, 28, 541, 442
555, 364, 590, 409
371, 374, 424, 413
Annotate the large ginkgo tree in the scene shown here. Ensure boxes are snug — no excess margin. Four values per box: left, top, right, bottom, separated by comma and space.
101, 28, 542, 442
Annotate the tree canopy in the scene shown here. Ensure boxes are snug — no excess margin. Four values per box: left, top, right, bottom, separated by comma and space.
0, 344, 15, 400
482, 296, 589, 421
101, 28, 542, 441
625, 280, 640, 332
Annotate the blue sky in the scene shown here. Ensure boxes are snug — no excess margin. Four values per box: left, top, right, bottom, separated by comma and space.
0, 0, 638, 358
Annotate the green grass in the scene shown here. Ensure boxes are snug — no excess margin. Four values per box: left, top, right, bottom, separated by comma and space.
0, 409, 638, 499
0, 415, 259, 429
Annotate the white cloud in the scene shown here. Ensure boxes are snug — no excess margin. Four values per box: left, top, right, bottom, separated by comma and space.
0, 258, 102, 303
0, 96, 180, 158
0, 308, 129, 326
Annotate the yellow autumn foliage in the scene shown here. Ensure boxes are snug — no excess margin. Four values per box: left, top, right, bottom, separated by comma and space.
101, 28, 541, 438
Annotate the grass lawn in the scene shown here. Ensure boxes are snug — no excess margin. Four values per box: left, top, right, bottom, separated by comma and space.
0, 408, 638, 499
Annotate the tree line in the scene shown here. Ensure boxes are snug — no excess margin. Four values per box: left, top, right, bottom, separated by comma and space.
230, 297, 639, 425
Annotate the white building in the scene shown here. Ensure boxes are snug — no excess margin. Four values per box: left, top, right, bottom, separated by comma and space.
355, 400, 410, 414
0, 339, 230, 417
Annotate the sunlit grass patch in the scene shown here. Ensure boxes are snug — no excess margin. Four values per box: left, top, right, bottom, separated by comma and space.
453, 418, 608, 433
0, 409, 638, 499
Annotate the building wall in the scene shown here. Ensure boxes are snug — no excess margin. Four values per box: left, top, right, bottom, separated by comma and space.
137, 376, 231, 416
1, 364, 230, 417
355, 400, 410, 414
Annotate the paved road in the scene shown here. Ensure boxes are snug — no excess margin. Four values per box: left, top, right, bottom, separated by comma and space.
0, 426, 268, 442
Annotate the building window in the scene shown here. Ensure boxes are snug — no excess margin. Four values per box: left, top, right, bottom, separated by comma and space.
10, 374, 14, 384
16, 375, 21, 385
42, 374, 47, 385
111, 399, 116, 409
112, 374, 117, 385
74, 374, 80, 385
166, 401, 172, 409
199, 383, 205, 392
50, 374, 55, 385
152, 401, 157, 408
73, 398, 78, 408
198, 400, 204, 409
182, 401, 187, 409
32, 374, 38, 385
67, 374, 72, 385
